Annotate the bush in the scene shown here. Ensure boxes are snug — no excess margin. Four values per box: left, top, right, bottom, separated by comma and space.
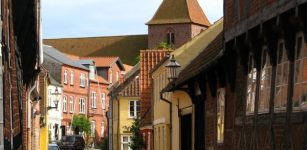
129, 118, 145, 150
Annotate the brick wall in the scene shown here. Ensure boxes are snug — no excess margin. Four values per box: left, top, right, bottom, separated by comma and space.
148, 24, 206, 49
61, 65, 89, 131
224, 0, 277, 31
89, 80, 109, 143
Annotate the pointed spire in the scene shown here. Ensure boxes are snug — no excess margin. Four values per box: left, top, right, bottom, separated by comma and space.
147, 0, 211, 27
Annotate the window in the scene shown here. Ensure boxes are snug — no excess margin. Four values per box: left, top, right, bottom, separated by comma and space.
259, 48, 272, 113
80, 73, 85, 87
63, 96, 67, 112
121, 135, 131, 150
79, 98, 86, 113
217, 88, 225, 143
92, 92, 97, 108
275, 40, 288, 110
293, 33, 307, 108
246, 55, 257, 114
109, 70, 113, 84
48, 89, 53, 107
69, 96, 74, 113
70, 71, 74, 85
64, 70, 67, 84
101, 122, 105, 138
91, 121, 96, 137
167, 31, 175, 45
129, 100, 140, 118
101, 93, 106, 110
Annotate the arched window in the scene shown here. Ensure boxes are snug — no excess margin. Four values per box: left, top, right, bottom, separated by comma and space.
293, 32, 307, 108
166, 28, 175, 45
246, 54, 257, 114
275, 40, 288, 110
259, 47, 272, 113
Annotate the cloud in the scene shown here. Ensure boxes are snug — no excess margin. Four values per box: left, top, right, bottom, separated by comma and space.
42, 0, 223, 39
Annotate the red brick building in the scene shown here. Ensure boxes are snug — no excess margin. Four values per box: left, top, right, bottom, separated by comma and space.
167, 0, 307, 150
43, 45, 90, 136
1, 0, 42, 149
88, 75, 109, 144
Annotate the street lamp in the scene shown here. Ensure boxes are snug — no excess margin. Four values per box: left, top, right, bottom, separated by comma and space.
47, 87, 60, 110
165, 55, 181, 83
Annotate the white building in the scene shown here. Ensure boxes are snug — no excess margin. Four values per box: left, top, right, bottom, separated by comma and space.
47, 76, 63, 142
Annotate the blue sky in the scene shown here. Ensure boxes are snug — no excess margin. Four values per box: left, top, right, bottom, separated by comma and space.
42, 0, 223, 39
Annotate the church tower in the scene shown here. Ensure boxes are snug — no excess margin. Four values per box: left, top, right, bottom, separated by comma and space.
147, 0, 211, 49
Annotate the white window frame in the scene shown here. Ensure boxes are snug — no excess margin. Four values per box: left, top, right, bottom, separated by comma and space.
246, 54, 257, 115
79, 98, 86, 114
258, 47, 272, 113
92, 92, 97, 108
64, 69, 67, 84
274, 40, 288, 111
91, 121, 96, 137
121, 135, 131, 150
101, 93, 106, 110
129, 100, 140, 118
63, 95, 67, 112
70, 71, 74, 85
293, 32, 307, 110
80, 73, 85, 87
69, 96, 74, 113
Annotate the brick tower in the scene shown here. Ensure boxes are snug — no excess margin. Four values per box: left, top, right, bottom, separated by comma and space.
146, 0, 211, 49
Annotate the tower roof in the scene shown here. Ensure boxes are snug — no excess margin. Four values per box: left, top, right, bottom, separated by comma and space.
147, 0, 211, 27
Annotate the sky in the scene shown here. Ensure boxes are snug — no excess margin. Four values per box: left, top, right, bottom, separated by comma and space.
42, 0, 223, 39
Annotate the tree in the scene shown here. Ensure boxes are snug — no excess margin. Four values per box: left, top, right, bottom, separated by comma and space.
129, 118, 145, 150
72, 115, 91, 135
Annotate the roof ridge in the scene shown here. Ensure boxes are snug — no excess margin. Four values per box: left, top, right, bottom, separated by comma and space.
44, 34, 148, 40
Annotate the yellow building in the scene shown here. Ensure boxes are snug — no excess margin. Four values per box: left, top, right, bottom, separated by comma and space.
111, 64, 140, 150
151, 19, 223, 150
39, 70, 50, 150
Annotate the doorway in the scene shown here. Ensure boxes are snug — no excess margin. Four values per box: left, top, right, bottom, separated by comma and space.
180, 114, 192, 150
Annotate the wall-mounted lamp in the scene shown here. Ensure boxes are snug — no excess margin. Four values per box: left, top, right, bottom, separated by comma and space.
47, 87, 60, 110
165, 55, 181, 83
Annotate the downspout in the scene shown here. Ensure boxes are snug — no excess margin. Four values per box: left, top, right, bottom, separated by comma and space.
160, 91, 172, 150
27, 80, 37, 150
108, 91, 113, 150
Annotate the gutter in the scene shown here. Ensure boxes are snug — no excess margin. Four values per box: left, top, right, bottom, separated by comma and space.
160, 92, 172, 150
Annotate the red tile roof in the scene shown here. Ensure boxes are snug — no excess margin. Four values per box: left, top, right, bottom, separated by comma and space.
81, 56, 125, 70
140, 50, 172, 126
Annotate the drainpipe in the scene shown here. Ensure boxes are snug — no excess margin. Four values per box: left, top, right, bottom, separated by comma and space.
108, 91, 113, 150
27, 80, 37, 150
160, 92, 172, 150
